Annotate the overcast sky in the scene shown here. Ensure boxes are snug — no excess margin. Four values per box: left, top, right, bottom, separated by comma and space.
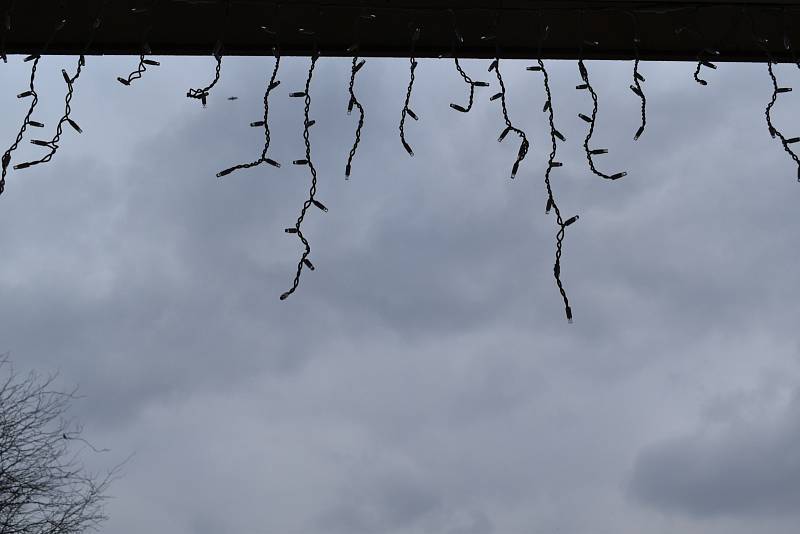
1, 51, 800, 534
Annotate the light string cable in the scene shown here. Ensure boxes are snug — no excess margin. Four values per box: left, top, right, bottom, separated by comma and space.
0, 11, 67, 195
675, 7, 719, 86
216, 4, 283, 178
487, 12, 529, 179
627, 10, 647, 140
16, 0, 108, 171
186, 0, 231, 106
448, 8, 488, 114
529, 16, 578, 323
576, 12, 626, 181
748, 8, 800, 181
399, 21, 420, 157
281, 33, 326, 300
344, 5, 373, 178
1, 0, 16, 64
117, 0, 161, 86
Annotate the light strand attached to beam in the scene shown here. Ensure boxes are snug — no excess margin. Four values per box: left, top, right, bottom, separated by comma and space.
0, 15, 65, 195
0, 0, 15, 63
117, 1, 161, 86
674, 19, 718, 86
748, 11, 800, 181
530, 19, 576, 323
627, 11, 647, 140
489, 48, 528, 179
17, 3, 107, 171
281, 47, 325, 300
399, 23, 420, 157
577, 58, 626, 181
216, 47, 282, 177
345, 9, 373, 178
448, 9, 487, 114
186, 0, 230, 106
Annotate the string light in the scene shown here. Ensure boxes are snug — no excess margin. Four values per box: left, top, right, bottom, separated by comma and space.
449, 9, 487, 114
627, 11, 647, 140
186, 0, 230, 107
280, 41, 325, 300
674, 20, 719, 86
748, 10, 800, 181
16, 4, 107, 171
487, 30, 528, 179
530, 16, 575, 323
0, 14, 66, 193
117, 1, 161, 86
345, 8, 374, 178
399, 23, 420, 157
216, 48, 282, 177
576, 57, 626, 181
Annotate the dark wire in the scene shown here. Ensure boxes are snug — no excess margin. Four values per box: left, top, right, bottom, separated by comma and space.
399, 24, 420, 157
17, 2, 108, 171
0, 15, 66, 195
449, 9, 485, 114
117, 1, 161, 87
281, 51, 324, 300
748, 10, 800, 181
216, 51, 282, 177
627, 11, 647, 140
186, 0, 230, 106
345, 8, 370, 178
531, 19, 576, 323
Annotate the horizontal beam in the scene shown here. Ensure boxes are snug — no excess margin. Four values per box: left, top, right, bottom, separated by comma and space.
1, 1, 800, 62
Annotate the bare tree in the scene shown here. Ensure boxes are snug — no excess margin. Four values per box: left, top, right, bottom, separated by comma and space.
0, 355, 120, 534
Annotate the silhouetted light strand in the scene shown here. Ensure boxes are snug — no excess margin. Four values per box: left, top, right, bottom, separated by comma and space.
18, 3, 107, 171
577, 59, 627, 181
281, 50, 324, 300
186, 0, 230, 106
0, 15, 66, 195
449, 9, 486, 114
117, 1, 161, 86
345, 9, 372, 178
216, 49, 282, 178
490, 54, 528, 179
399, 24, 420, 157
627, 11, 647, 140
531, 20, 575, 322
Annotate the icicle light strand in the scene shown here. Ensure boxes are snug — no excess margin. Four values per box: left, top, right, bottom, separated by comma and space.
399, 24, 420, 157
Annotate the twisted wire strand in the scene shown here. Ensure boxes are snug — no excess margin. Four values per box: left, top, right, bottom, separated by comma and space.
748, 12, 800, 181
399, 25, 419, 157
18, 3, 108, 171
577, 59, 626, 181
216, 51, 282, 177
627, 11, 647, 140
0, 15, 66, 195
118, 0, 161, 86
1, 0, 16, 63
345, 54, 366, 178
281, 53, 323, 300
491, 56, 528, 179
187, 0, 230, 106
448, 10, 485, 114
533, 46, 576, 322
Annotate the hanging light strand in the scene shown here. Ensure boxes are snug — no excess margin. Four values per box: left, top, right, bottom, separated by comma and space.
281, 48, 324, 300
627, 11, 647, 140
186, 0, 230, 106
675, 17, 718, 86
399, 23, 420, 157
748, 12, 800, 181
530, 20, 576, 323
0, 15, 66, 194
449, 9, 486, 114
345, 9, 373, 178
490, 56, 529, 178
17, 3, 107, 171
216, 49, 282, 177
117, 1, 161, 86
577, 59, 627, 181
